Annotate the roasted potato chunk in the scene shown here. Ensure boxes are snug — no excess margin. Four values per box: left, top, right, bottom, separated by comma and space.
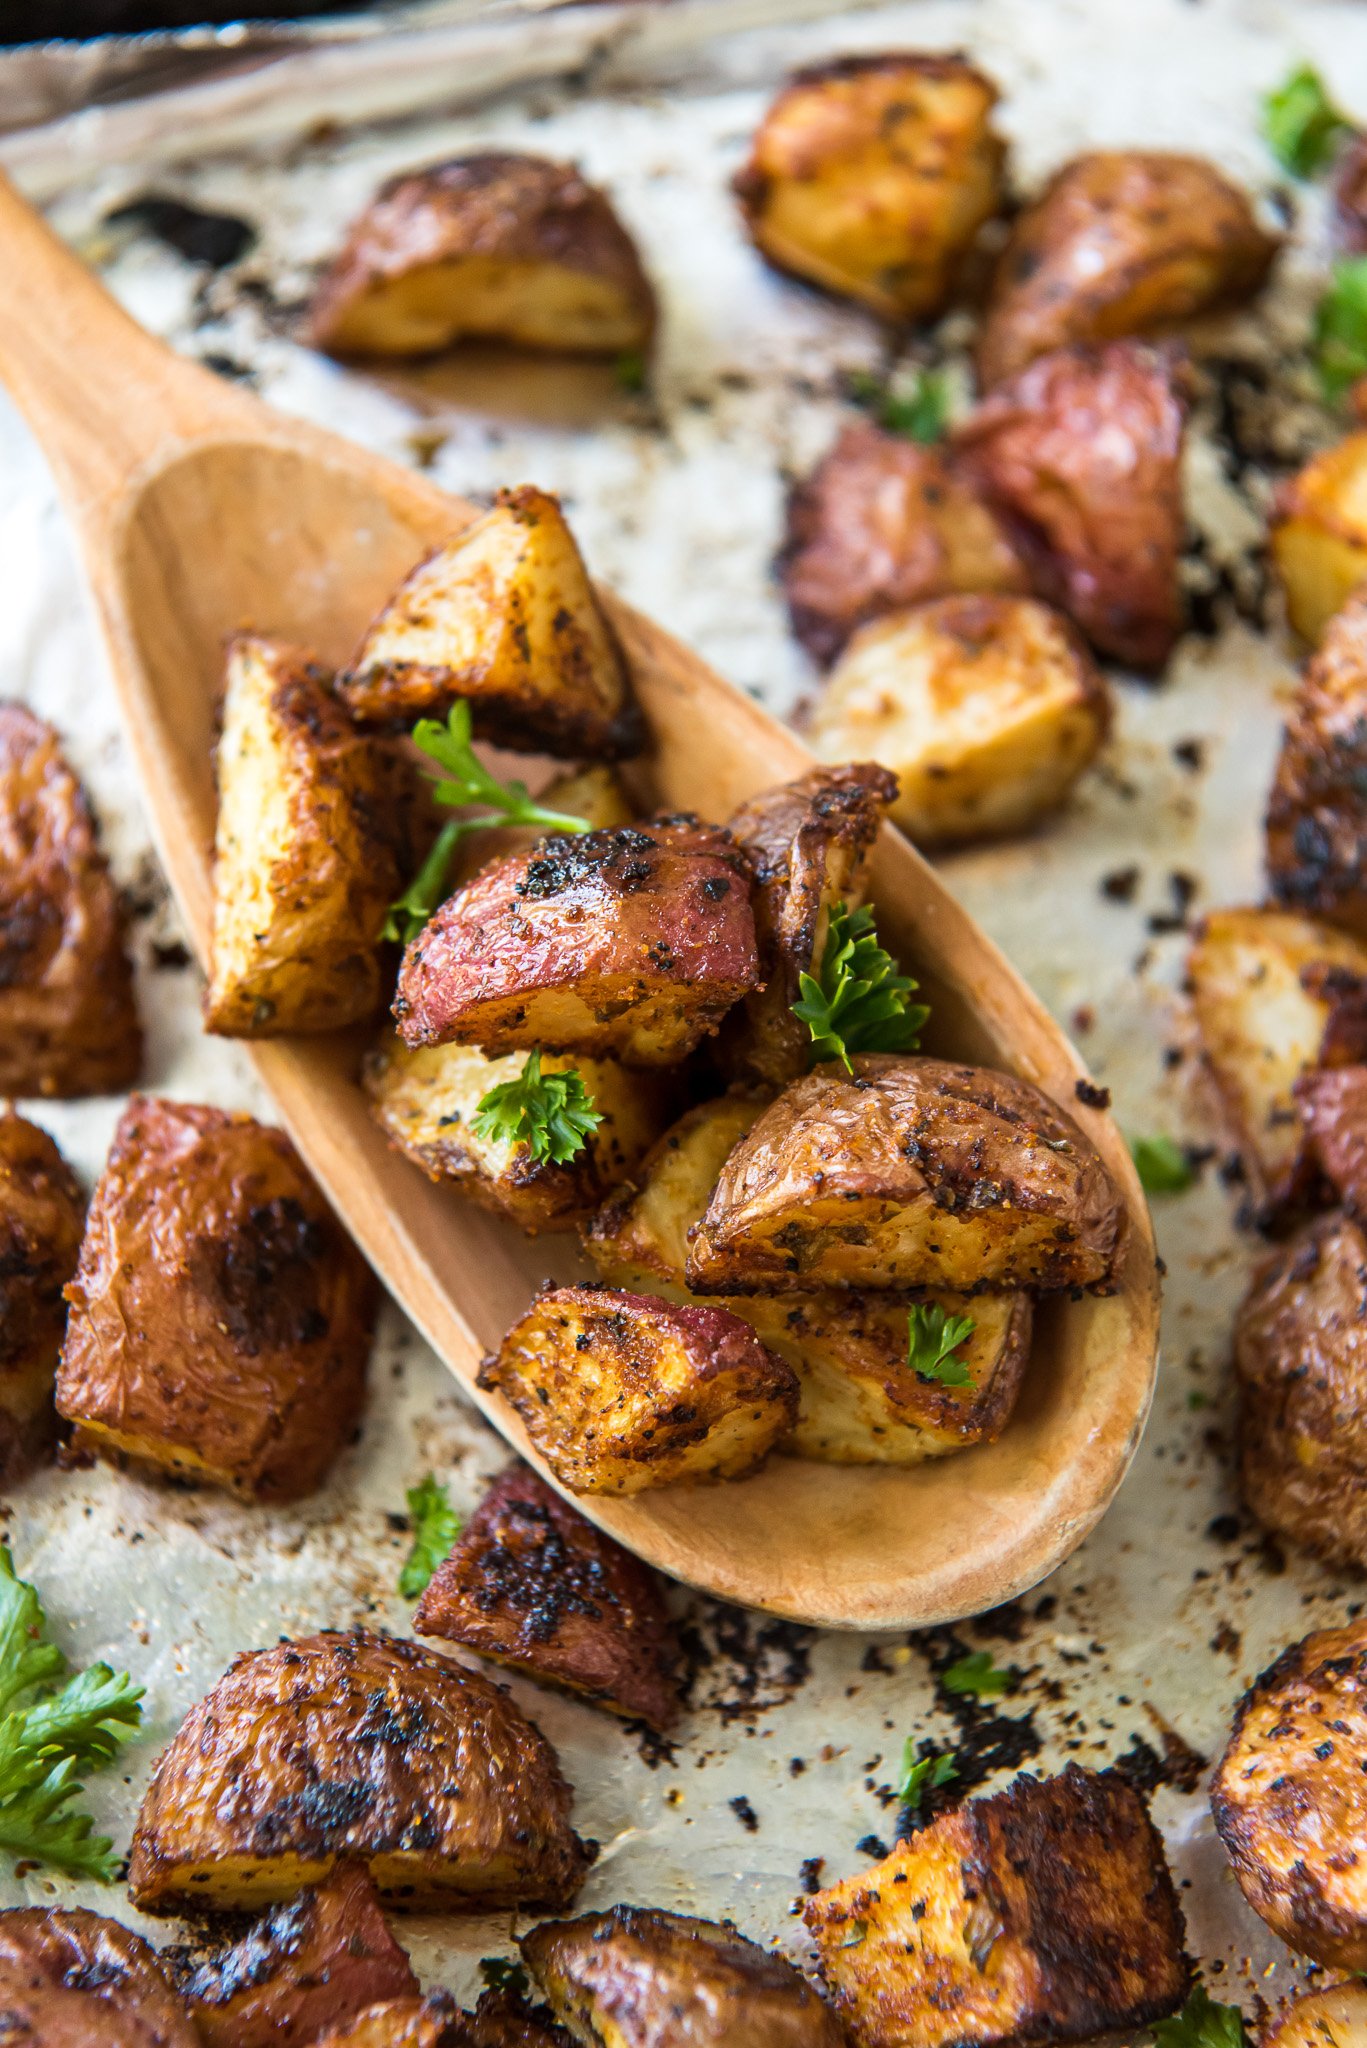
780, 423, 1029, 668
810, 594, 1109, 845
478, 1283, 799, 1494
340, 488, 640, 758
311, 1996, 468, 2048
0, 702, 140, 1097
0, 1112, 84, 1481
1297, 1064, 1367, 1211
734, 53, 1005, 321
977, 151, 1278, 388
1263, 1982, 1367, 2048
686, 1055, 1124, 1297
415, 1465, 680, 1728
128, 1628, 589, 1914
394, 818, 759, 1066
306, 153, 655, 360
803, 1764, 1189, 2048
523, 1905, 845, 2047
1213, 1618, 1367, 1967
1266, 591, 1367, 938
0, 1908, 196, 2048
1271, 431, 1367, 646
55, 1096, 375, 1503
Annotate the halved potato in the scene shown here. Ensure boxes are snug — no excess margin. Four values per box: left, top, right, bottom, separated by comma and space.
1263, 1983, 1367, 2048
0, 1111, 84, 1482
340, 487, 641, 758
810, 594, 1110, 845
1266, 590, 1367, 938
1271, 432, 1367, 646
0, 1907, 196, 2048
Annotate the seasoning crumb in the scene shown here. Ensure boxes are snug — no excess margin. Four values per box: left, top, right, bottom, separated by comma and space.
1074, 1079, 1111, 1110
730, 1794, 759, 1833
1101, 866, 1140, 903
799, 1855, 825, 1893
856, 1834, 888, 1860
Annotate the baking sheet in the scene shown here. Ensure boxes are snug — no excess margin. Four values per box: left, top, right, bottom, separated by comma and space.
4, 0, 1367, 2018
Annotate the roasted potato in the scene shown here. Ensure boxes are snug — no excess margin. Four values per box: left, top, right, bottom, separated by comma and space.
340, 488, 641, 758
1212, 1618, 1367, 1967
977, 151, 1278, 388
394, 818, 759, 1066
311, 1996, 468, 2048
1263, 1982, 1367, 2048
0, 1112, 84, 1482
0, 1907, 196, 2048
1297, 1064, 1367, 1211
478, 1283, 799, 1494
460, 1988, 576, 2048
803, 1764, 1189, 2048
1335, 135, 1367, 256
810, 594, 1110, 845
415, 1465, 681, 1728
306, 152, 655, 360
56, 1095, 375, 1503
685, 1055, 1125, 1297
1271, 431, 1367, 647
1235, 1211, 1367, 1571
780, 423, 1029, 668
733, 53, 1005, 321
0, 702, 140, 1097
128, 1628, 589, 1914
522, 1905, 845, 2047
1266, 591, 1367, 939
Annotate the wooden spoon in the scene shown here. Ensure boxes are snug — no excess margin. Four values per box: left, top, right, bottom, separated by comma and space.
0, 172, 1160, 1629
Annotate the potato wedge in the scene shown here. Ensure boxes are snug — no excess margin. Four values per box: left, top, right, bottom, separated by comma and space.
810, 594, 1110, 845
1297, 1064, 1367, 1211
478, 1283, 799, 1494
734, 53, 1005, 321
1263, 1983, 1367, 2048
340, 487, 640, 758
56, 1096, 375, 1504
311, 1997, 469, 2048
0, 1907, 196, 2048
306, 152, 655, 360
128, 1629, 589, 1915
0, 1112, 84, 1482
393, 818, 759, 1066
1266, 591, 1367, 938
1271, 431, 1367, 646
0, 702, 141, 1097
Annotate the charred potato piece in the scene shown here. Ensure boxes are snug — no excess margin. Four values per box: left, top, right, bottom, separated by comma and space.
0, 703, 140, 1097
1266, 591, 1367, 938
394, 818, 759, 1066
1297, 1064, 1367, 1211
311, 1995, 470, 2048
340, 488, 640, 758
1271, 431, 1367, 646
478, 1283, 799, 1494
415, 1465, 680, 1728
804, 1764, 1189, 2048
55, 1096, 375, 1504
128, 1628, 588, 1915
0, 1112, 84, 1481
955, 340, 1189, 672
686, 1055, 1124, 1296
1213, 1619, 1367, 1967
523, 1905, 845, 2047
780, 423, 1029, 668
734, 53, 1005, 322
306, 152, 655, 360
1262, 1983, 1367, 2048
977, 151, 1278, 388
0, 1907, 196, 2048
810, 594, 1109, 845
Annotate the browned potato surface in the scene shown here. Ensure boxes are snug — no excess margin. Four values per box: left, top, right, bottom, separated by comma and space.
685, 1055, 1124, 1296
459, 1989, 576, 2047
1271, 431, 1367, 646
810, 594, 1110, 845
340, 488, 640, 758
977, 151, 1278, 388
733, 52, 1005, 321
310, 1998, 465, 2048
128, 1629, 589, 1915
1262, 1982, 1367, 2048
307, 152, 655, 360
0, 1908, 195, 2048
1213, 1619, 1367, 1967
394, 818, 759, 1066
415, 1465, 680, 1728
478, 1283, 799, 1494
1297, 1064, 1367, 1210
1266, 591, 1367, 939
803, 1764, 1189, 2048
0, 702, 140, 1098
55, 1095, 375, 1503
0, 1112, 84, 1482
523, 1905, 845, 2047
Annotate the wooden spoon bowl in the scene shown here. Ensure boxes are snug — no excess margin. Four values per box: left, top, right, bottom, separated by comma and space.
0, 173, 1160, 1629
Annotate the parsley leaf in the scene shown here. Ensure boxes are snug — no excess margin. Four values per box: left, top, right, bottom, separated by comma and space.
1262, 64, 1351, 179
1154, 1984, 1248, 2048
398, 1474, 461, 1600
1315, 256, 1367, 407
896, 1742, 958, 1813
941, 1650, 1013, 1702
849, 366, 950, 443
907, 1304, 976, 1388
1130, 1134, 1195, 1195
614, 350, 648, 393
791, 902, 929, 1073
479, 1956, 530, 1998
471, 1048, 603, 1165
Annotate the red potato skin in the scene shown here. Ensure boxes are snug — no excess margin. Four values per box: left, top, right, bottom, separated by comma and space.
1296, 1065, 1367, 1212
0, 1111, 85, 1480
0, 1908, 196, 2048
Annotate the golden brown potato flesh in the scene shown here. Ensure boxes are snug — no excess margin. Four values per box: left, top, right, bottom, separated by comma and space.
803, 1764, 1189, 2048
0, 1112, 84, 1481
415, 1465, 681, 1728
128, 1628, 589, 1915
1271, 432, 1367, 646
1262, 1982, 1367, 2048
1213, 1618, 1367, 1967
0, 702, 140, 1098
478, 1283, 799, 1495
1266, 591, 1367, 939
523, 1905, 846, 2048
734, 53, 1005, 321
306, 152, 655, 360
55, 1095, 375, 1504
394, 818, 759, 1066
1297, 1064, 1367, 1211
0, 1908, 196, 2048
977, 150, 1278, 388
780, 423, 1029, 668
686, 1055, 1124, 1297
340, 487, 640, 758
810, 594, 1110, 846
955, 340, 1188, 672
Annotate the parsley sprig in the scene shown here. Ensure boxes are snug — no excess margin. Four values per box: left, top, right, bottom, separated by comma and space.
472, 1049, 603, 1166
1129, 1134, 1195, 1195
398, 1474, 462, 1600
907, 1304, 976, 1388
1315, 257, 1367, 407
1262, 64, 1352, 179
896, 1742, 958, 1815
941, 1650, 1013, 1702
792, 902, 929, 1073
849, 366, 950, 443
1155, 1985, 1247, 2048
